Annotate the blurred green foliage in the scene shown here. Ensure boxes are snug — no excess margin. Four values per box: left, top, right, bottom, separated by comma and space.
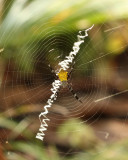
66, 140, 128, 160
1, 116, 128, 160
0, 0, 128, 160
57, 119, 100, 150
0, 0, 128, 74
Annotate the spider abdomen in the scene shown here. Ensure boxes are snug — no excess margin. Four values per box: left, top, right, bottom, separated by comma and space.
61, 81, 68, 88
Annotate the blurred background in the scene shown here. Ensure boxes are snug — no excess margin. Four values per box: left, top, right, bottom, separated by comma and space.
0, 0, 128, 159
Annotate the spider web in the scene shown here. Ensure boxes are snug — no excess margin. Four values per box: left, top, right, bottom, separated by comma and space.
0, 0, 128, 159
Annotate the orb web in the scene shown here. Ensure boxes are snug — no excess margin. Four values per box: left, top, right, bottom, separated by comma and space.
0, 0, 128, 158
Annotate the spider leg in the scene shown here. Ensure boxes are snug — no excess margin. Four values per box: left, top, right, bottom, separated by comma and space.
68, 61, 75, 79
67, 83, 83, 103
48, 64, 58, 79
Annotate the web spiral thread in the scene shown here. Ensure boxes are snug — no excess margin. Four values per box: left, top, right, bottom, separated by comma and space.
36, 25, 94, 141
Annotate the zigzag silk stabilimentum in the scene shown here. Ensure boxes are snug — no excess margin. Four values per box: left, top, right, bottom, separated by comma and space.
36, 25, 94, 141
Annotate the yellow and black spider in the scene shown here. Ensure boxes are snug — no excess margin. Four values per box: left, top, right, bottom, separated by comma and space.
49, 64, 82, 103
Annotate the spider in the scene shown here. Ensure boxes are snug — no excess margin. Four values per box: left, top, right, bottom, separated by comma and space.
48, 64, 82, 103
